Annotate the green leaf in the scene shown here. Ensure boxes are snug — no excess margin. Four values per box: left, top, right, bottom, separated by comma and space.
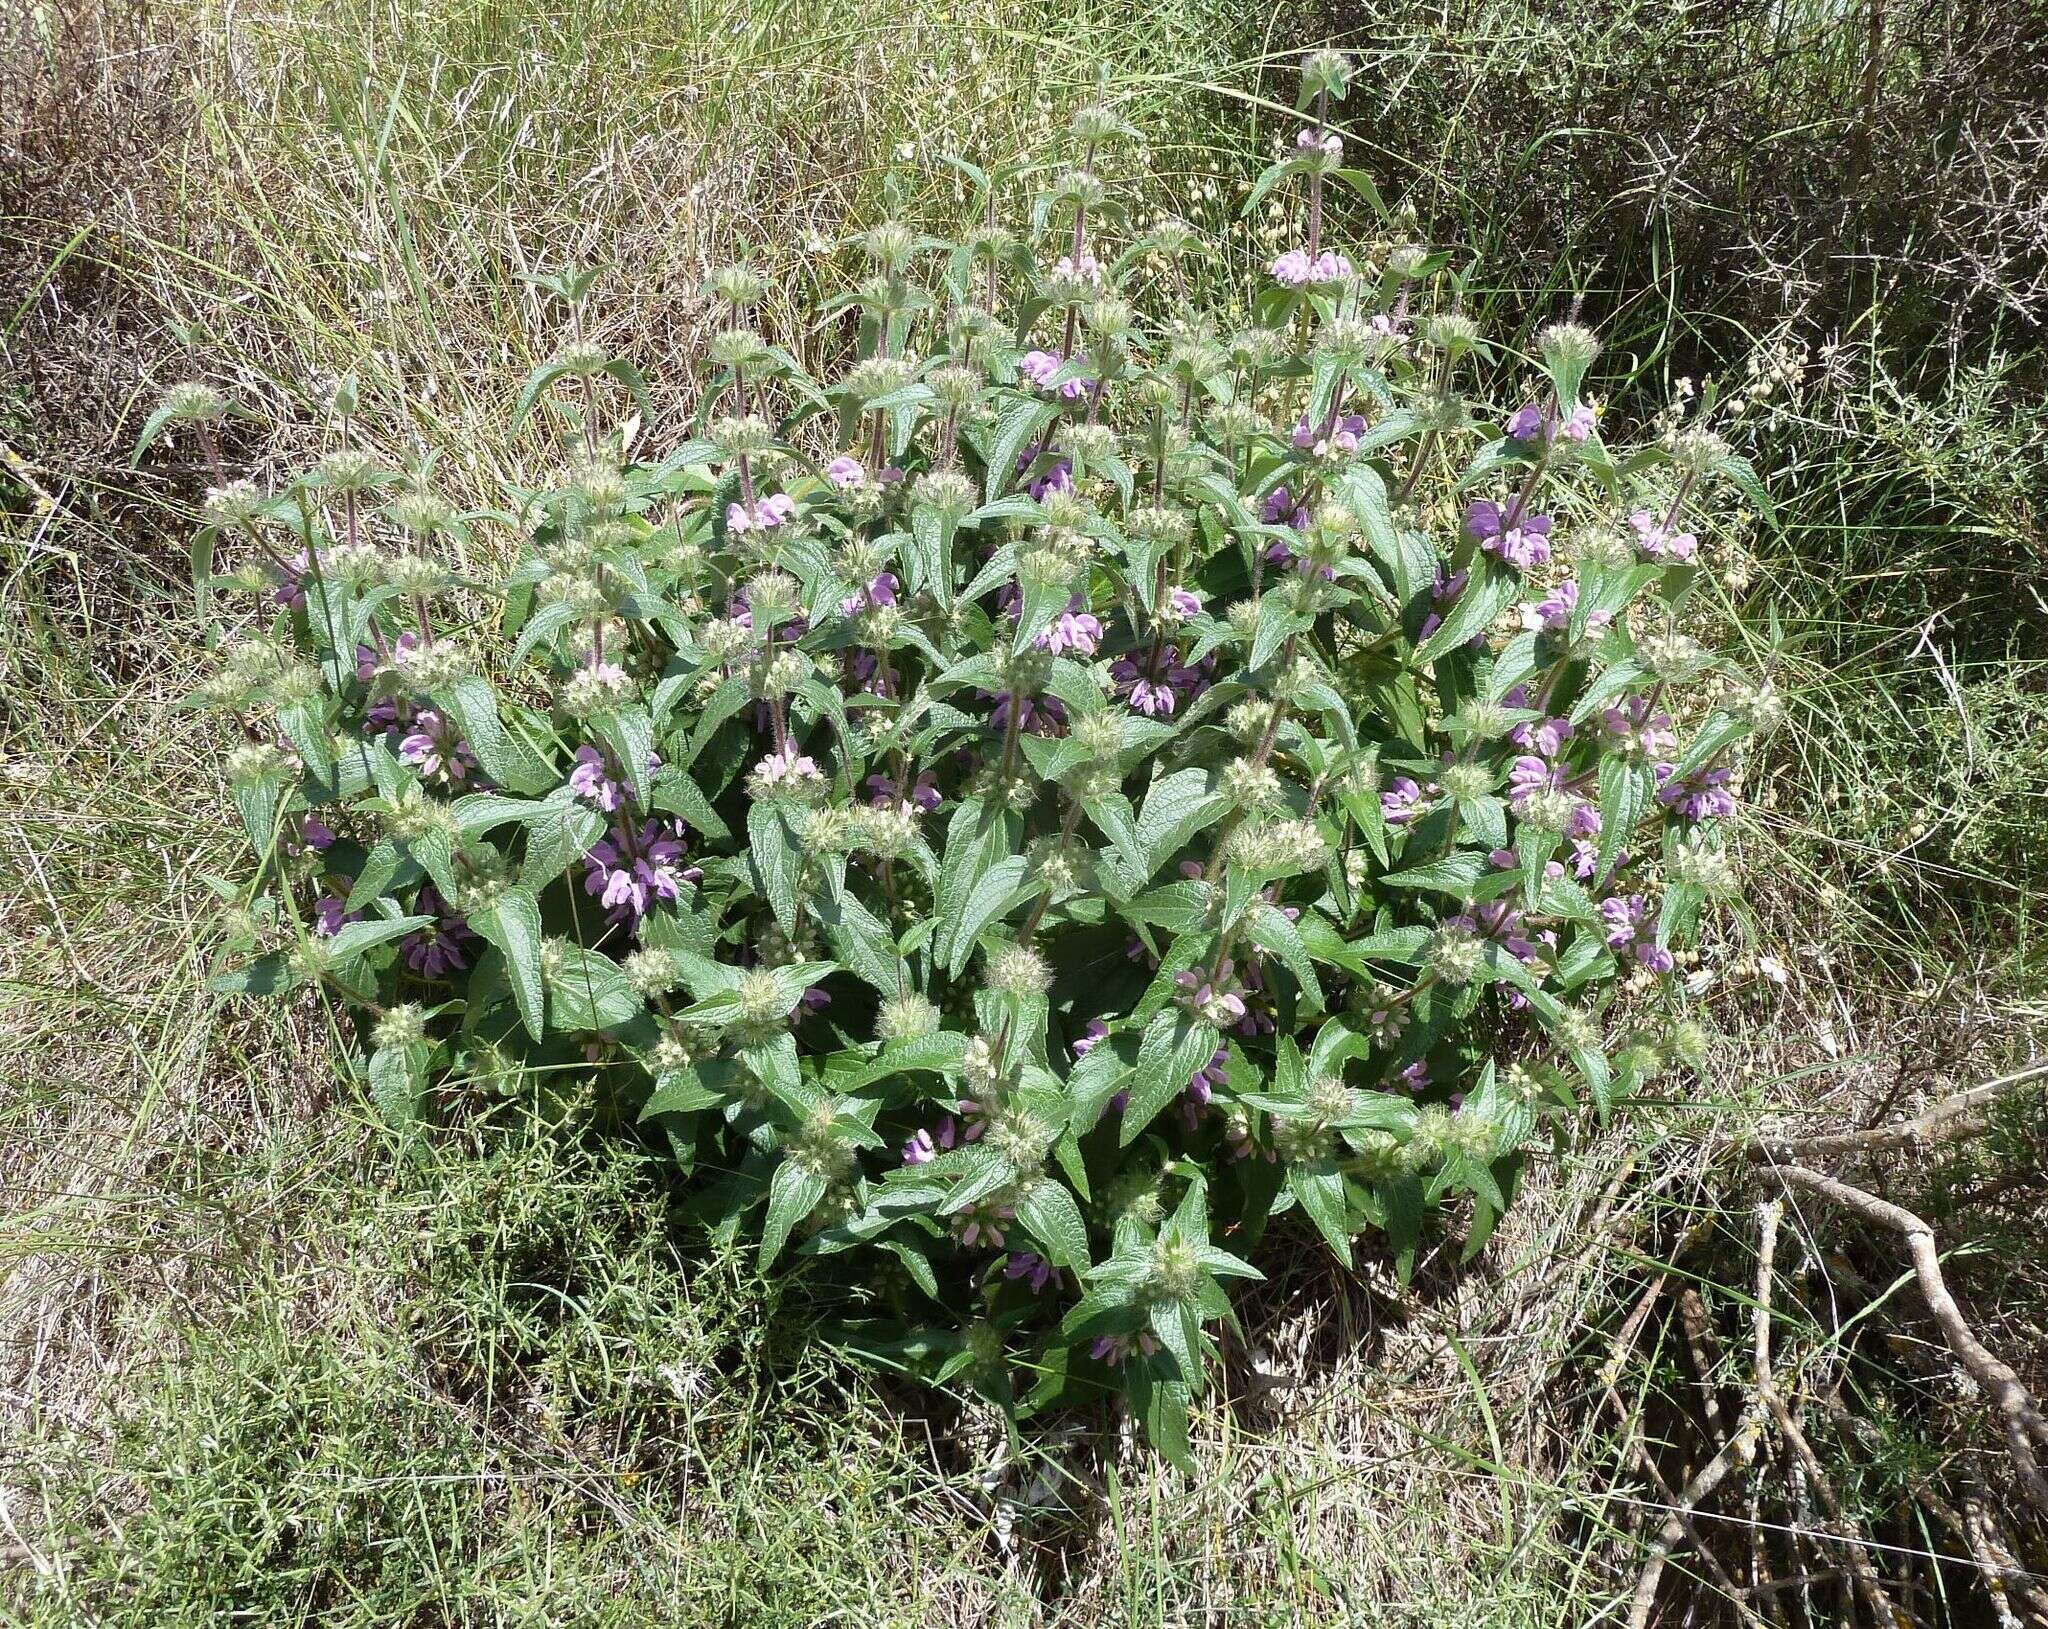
432, 677, 552, 794
1015, 1179, 1091, 1271
322, 913, 434, 964
468, 886, 545, 1039
367, 1040, 430, 1127
1135, 768, 1228, 878
1383, 851, 1489, 893
1129, 1365, 1193, 1472
1595, 757, 1655, 884
1120, 1011, 1221, 1145
1413, 563, 1518, 667
1287, 1162, 1353, 1266
207, 952, 294, 996
747, 801, 805, 933
760, 1158, 829, 1270
943, 853, 1029, 979
545, 945, 643, 1031
591, 707, 655, 807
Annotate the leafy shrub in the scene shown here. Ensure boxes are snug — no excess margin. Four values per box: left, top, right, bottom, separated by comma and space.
178, 53, 1774, 1463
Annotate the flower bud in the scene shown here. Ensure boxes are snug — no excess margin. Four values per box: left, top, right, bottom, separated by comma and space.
1147, 1233, 1204, 1302
1424, 923, 1485, 984
1439, 761, 1493, 802
372, 1003, 428, 1050
877, 993, 942, 1043
203, 480, 267, 529
706, 264, 767, 307
706, 329, 769, 370
1538, 321, 1601, 374
623, 947, 682, 998
913, 468, 976, 522
552, 338, 609, 377
159, 381, 230, 423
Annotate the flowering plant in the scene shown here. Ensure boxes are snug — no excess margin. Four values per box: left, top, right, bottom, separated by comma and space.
179, 52, 1775, 1463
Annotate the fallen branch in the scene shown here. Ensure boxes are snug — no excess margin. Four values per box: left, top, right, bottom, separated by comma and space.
1752, 1198, 1905, 1628
1751, 1060, 2048, 1160
1764, 1161, 2048, 1519
1625, 1405, 1768, 1629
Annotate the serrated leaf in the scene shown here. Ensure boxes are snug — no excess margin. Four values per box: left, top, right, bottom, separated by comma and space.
432, 677, 552, 794
1120, 1010, 1220, 1145
468, 886, 545, 1039
1016, 1179, 1090, 1271
760, 1158, 829, 1270
1413, 563, 1518, 667
1595, 757, 1655, 884
1286, 1162, 1353, 1266
944, 853, 1029, 979
1135, 768, 1228, 878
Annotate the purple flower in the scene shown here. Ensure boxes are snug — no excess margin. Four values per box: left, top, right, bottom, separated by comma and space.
1293, 412, 1366, 456
1110, 647, 1208, 718
1510, 709, 1573, 758
840, 571, 900, 618
1270, 248, 1354, 287
1004, 1252, 1057, 1293
1016, 441, 1074, 500
396, 709, 479, 787
400, 885, 477, 978
354, 631, 422, 687
1260, 484, 1310, 530
1466, 500, 1554, 570
1381, 775, 1431, 826
1181, 1046, 1229, 1129
1508, 754, 1565, 806
1630, 509, 1697, 562
274, 549, 319, 610
581, 818, 697, 923
1089, 1330, 1161, 1364
567, 743, 661, 813
1038, 596, 1102, 656
1072, 1020, 1109, 1059
1396, 1058, 1431, 1093
905, 1116, 963, 1164
1658, 765, 1738, 822
1418, 565, 1472, 644
1601, 696, 1679, 761
981, 689, 1067, 735
1020, 349, 1091, 401
866, 770, 940, 812
1507, 403, 1596, 443
313, 893, 358, 938
955, 1198, 1014, 1250
825, 454, 866, 488
1531, 579, 1578, 631
1600, 894, 1674, 973
1449, 897, 1543, 964
726, 492, 797, 533
1175, 961, 1247, 1026
750, 741, 823, 793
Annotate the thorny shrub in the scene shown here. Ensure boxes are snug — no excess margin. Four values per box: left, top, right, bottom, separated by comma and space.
176, 53, 1779, 1461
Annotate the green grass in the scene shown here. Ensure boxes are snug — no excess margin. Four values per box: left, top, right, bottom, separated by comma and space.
7, 0, 2048, 1619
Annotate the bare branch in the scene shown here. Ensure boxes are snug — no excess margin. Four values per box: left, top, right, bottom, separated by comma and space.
1626, 1407, 1768, 1629
1752, 1060, 2048, 1160
1766, 1161, 2048, 1519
